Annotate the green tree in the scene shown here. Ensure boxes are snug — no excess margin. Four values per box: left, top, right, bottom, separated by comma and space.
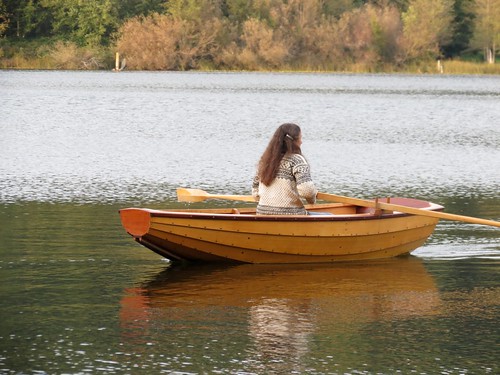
2, 0, 47, 38
1, 0, 166, 41
223, 0, 274, 24
470, 0, 500, 63
117, 0, 166, 20
442, 0, 475, 57
42, 0, 119, 46
0, 0, 9, 37
224, 0, 254, 22
166, 0, 223, 21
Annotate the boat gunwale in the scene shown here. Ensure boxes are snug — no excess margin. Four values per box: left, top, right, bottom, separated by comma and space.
139, 203, 443, 223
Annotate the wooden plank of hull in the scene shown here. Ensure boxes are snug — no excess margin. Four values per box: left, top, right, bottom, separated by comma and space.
150, 213, 436, 237
137, 230, 432, 263
139, 217, 438, 263
149, 218, 437, 256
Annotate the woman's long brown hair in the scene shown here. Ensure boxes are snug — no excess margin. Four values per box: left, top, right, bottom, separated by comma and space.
258, 123, 302, 186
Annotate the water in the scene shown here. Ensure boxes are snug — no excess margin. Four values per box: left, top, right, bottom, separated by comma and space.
0, 70, 499, 374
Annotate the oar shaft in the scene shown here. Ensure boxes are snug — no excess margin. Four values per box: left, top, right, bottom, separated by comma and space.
317, 192, 500, 228
380, 201, 499, 227
177, 188, 256, 202
209, 194, 256, 202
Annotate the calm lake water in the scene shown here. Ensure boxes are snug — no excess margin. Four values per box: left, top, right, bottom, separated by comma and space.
0, 70, 499, 374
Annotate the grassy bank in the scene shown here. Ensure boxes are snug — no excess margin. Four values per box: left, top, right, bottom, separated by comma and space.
1, 39, 498, 74
0, 39, 114, 70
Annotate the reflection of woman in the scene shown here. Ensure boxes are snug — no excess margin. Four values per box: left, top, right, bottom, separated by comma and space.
248, 298, 313, 372
252, 123, 318, 215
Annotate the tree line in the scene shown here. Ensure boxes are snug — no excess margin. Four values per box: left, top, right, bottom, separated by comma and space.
0, 0, 498, 71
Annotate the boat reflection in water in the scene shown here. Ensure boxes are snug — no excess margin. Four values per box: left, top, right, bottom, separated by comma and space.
119, 257, 441, 371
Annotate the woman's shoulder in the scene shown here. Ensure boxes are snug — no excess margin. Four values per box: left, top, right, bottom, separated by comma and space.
284, 153, 308, 164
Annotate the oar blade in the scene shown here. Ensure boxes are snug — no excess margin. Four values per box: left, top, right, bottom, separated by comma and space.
176, 188, 209, 202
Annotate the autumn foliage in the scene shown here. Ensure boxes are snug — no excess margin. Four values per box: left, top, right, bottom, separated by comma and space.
114, 0, 477, 71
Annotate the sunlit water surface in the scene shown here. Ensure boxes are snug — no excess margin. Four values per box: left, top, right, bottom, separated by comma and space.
0, 71, 498, 374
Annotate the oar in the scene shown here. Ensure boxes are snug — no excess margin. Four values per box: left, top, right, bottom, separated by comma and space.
177, 188, 256, 203
176, 188, 499, 227
317, 192, 500, 228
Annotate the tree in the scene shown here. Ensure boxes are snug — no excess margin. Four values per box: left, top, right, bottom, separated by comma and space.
442, 0, 475, 57
235, 17, 289, 69
116, 12, 225, 70
470, 0, 500, 63
2, 0, 48, 38
0, 0, 9, 37
265, 0, 324, 66
330, 2, 402, 67
322, 0, 361, 18
117, 0, 166, 20
399, 0, 454, 62
369, 3, 403, 63
44, 0, 119, 46
224, 0, 257, 22
166, 0, 223, 21
1, 0, 166, 41
74, 0, 119, 46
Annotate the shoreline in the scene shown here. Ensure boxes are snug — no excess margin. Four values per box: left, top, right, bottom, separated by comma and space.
2, 65, 499, 75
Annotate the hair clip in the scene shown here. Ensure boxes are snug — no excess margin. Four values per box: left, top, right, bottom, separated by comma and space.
285, 134, 294, 140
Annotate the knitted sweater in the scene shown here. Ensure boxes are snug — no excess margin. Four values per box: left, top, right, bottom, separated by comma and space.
252, 153, 318, 215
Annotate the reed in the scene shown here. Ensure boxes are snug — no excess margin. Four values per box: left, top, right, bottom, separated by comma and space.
438, 60, 500, 75
0, 39, 113, 70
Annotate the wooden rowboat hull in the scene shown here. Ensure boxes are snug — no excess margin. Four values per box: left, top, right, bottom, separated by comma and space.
119, 198, 442, 264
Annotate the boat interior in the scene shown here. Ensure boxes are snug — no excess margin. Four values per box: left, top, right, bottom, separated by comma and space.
168, 203, 389, 217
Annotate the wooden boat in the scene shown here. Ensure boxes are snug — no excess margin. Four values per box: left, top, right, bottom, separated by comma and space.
119, 197, 444, 263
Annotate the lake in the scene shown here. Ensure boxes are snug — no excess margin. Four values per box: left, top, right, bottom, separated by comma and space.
0, 70, 499, 374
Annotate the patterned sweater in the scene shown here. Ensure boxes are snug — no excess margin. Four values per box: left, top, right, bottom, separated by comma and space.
252, 153, 318, 215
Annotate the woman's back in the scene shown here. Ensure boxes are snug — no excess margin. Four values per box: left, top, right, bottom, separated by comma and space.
253, 153, 317, 215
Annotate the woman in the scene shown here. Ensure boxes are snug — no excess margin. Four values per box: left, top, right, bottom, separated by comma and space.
252, 123, 318, 215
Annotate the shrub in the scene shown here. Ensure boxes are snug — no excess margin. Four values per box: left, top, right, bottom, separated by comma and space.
115, 13, 224, 70
50, 41, 109, 70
